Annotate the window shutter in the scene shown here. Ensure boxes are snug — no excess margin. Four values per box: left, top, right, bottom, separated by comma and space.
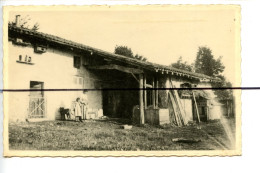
73, 56, 81, 69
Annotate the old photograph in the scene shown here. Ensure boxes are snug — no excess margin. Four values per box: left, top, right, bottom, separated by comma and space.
3, 5, 241, 156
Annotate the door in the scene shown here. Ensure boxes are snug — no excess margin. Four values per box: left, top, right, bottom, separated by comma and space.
28, 81, 46, 118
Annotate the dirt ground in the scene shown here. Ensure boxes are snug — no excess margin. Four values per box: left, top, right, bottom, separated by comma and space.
9, 117, 236, 151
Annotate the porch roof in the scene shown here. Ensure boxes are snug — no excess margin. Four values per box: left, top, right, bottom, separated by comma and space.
8, 25, 219, 82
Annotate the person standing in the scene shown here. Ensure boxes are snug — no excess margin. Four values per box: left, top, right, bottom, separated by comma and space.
74, 97, 83, 122
81, 90, 88, 120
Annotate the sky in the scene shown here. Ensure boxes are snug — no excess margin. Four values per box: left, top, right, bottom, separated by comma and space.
8, 5, 240, 85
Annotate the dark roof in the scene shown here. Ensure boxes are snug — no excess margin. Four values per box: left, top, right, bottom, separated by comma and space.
8, 25, 218, 82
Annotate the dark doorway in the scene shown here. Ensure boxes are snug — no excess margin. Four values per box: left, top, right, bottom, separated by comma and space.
101, 72, 139, 119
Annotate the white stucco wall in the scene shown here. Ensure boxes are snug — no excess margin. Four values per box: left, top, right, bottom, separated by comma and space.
165, 77, 194, 122
5, 41, 102, 122
168, 76, 215, 122
180, 99, 193, 121
197, 82, 211, 87
209, 106, 222, 120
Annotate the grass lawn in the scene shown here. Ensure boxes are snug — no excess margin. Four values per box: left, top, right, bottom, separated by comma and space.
9, 117, 236, 151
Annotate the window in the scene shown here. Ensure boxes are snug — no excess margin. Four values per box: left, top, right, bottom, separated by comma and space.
73, 76, 84, 89
30, 81, 44, 97
73, 56, 81, 69
79, 77, 83, 85
180, 83, 192, 88
179, 82, 193, 99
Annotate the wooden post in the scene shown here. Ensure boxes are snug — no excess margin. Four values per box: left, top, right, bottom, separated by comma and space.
144, 74, 147, 109
227, 101, 230, 117
206, 107, 209, 121
232, 101, 234, 116
192, 92, 201, 123
139, 74, 145, 124
156, 77, 159, 108
152, 77, 156, 109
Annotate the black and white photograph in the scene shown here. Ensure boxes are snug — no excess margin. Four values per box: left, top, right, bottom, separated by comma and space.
3, 5, 241, 156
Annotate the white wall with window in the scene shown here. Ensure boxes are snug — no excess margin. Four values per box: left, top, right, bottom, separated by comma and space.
5, 41, 103, 121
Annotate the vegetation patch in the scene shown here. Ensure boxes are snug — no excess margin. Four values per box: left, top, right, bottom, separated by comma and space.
9, 118, 235, 151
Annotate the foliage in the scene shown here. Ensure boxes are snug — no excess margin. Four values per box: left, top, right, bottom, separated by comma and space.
9, 119, 235, 150
9, 15, 40, 31
114, 45, 147, 62
170, 46, 233, 99
212, 75, 233, 100
134, 54, 147, 62
194, 46, 232, 99
114, 45, 134, 58
170, 56, 193, 72
195, 47, 225, 77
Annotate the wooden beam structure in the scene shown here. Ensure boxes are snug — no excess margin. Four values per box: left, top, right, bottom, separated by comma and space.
139, 74, 145, 124
152, 77, 156, 109
144, 75, 147, 109
156, 77, 159, 108
130, 72, 139, 83
9, 25, 217, 83
145, 83, 152, 88
192, 91, 201, 123
88, 64, 143, 74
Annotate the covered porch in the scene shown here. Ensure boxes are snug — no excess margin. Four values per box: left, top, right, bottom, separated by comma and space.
87, 63, 162, 125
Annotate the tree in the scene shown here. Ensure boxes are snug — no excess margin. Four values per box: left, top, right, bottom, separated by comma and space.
195, 47, 224, 77
134, 54, 147, 62
212, 75, 233, 100
170, 56, 193, 72
114, 45, 147, 62
9, 15, 40, 31
195, 46, 232, 99
114, 45, 134, 58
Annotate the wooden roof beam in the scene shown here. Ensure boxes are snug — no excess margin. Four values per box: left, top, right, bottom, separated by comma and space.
88, 64, 143, 74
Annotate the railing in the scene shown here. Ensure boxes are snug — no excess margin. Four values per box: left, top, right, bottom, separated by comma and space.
28, 97, 46, 118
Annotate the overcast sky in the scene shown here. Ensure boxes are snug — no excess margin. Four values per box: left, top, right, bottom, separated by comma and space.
9, 6, 240, 85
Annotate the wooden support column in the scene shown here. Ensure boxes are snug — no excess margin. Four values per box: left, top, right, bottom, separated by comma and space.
156, 77, 159, 108
192, 92, 201, 123
144, 74, 147, 109
139, 74, 145, 124
152, 77, 156, 109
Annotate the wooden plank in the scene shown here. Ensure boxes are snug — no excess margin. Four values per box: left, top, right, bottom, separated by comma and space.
168, 91, 182, 126
29, 98, 45, 116
169, 92, 181, 126
167, 98, 176, 125
156, 77, 159, 108
139, 74, 145, 124
206, 107, 209, 121
192, 91, 201, 123
145, 83, 152, 88
88, 64, 143, 74
171, 82, 188, 125
130, 72, 139, 83
144, 75, 147, 109
169, 81, 183, 125
170, 81, 188, 125
152, 77, 155, 109
167, 81, 184, 126
173, 94, 183, 126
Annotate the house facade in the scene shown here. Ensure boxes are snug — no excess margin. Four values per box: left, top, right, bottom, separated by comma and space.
5, 21, 221, 125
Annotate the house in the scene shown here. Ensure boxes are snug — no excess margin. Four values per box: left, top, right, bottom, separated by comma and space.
5, 16, 221, 125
